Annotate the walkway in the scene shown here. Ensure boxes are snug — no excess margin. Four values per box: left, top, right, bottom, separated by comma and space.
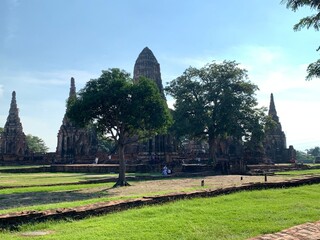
249, 220, 320, 240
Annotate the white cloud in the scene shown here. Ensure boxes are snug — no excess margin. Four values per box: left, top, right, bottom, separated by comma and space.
242, 45, 283, 65
161, 55, 214, 69
3, 70, 98, 87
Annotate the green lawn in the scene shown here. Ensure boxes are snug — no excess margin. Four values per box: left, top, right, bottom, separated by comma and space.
275, 168, 320, 176
0, 165, 49, 170
0, 171, 177, 214
0, 184, 319, 240
0, 172, 117, 186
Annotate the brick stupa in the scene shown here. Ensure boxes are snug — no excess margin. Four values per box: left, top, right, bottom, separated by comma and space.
0, 91, 29, 157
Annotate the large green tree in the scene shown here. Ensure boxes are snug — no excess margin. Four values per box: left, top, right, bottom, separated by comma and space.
306, 146, 320, 157
165, 61, 265, 164
26, 134, 49, 153
282, 0, 320, 80
67, 68, 172, 187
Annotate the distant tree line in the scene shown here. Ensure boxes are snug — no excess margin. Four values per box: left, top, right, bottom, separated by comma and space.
296, 146, 320, 162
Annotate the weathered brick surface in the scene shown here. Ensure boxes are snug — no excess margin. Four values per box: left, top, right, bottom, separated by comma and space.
249, 221, 320, 240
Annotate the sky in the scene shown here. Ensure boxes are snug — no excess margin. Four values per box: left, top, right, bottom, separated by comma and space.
1, 0, 319, 152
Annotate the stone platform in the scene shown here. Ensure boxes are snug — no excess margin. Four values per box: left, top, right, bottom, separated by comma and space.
50, 164, 120, 173
50, 163, 162, 173
0, 164, 159, 174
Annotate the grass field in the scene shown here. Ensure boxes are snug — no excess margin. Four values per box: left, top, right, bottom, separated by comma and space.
275, 168, 320, 176
0, 169, 318, 215
0, 172, 118, 187
0, 168, 319, 239
0, 183, 319, 240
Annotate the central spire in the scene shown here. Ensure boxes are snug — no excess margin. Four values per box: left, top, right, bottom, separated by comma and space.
133, 47, 165, 98
69, 77, 76, 98
7, 91, 23, 131
9, 91, 18, 115
268, 93, 279, 122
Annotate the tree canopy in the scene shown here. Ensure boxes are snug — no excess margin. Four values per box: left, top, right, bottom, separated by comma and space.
282, 0, 320, 80
306, 146, 320, 157
67, 68, 172, 186
165, 61, 266, 163
26, 134, 49, 153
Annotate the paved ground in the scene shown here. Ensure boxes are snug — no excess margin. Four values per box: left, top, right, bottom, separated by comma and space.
249, 220, 320, 240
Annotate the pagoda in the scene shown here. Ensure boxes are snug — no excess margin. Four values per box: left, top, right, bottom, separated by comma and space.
264, 93, 295, 163
126, 47, 176, 160
0, 91, 29, 159
56, 78, 98, 163
133, 47, 165, 98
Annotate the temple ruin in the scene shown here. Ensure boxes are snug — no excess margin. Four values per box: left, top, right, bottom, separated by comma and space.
0, 91, 29, 161
264, 93, 296, 163
0, 48, 296, 170
55, 77, 98, 163
133, 47, 165, 99
125, 47, 177, 163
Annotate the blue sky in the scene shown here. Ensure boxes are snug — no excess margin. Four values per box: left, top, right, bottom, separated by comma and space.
1, 0, 319, 152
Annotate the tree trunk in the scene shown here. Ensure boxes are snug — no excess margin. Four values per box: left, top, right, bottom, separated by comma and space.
208, 134, 217, 166
113, 143, 130, 187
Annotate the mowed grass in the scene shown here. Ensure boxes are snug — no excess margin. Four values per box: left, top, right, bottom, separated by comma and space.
0, 171, 194, 215
0, 182, 155, 215
0, 184, 319, 240
0, 172, 118, 187
0, 171, 118, 214
275, 168, 320, 176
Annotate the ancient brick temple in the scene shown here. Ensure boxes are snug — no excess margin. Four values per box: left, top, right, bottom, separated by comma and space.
264, 93, 296, 163
55, 78, 98, 163
126, 47, 176, 161
133, 47, 165, 99
0, 91, 29, 160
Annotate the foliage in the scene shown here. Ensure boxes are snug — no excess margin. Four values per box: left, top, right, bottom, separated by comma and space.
67, 68, 172, 186
0, 128, 49, 153
296, 150, 314, 162
97, 133, 116, 154
306, 146, 320, 157
25, 134, 49, 153
295, 147, 320, 162
281, 0, 320, 80
1, 184, 319, 240
165, 61, 265, 163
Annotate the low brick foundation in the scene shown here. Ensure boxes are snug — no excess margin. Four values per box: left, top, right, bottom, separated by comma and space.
0, 164, 160, 174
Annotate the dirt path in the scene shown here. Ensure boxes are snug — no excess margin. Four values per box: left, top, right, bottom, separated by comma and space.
0, 174, 302, 211
100, 174, 297, 197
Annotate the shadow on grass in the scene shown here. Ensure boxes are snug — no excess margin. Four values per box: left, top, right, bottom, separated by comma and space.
0, 189, 111, 210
